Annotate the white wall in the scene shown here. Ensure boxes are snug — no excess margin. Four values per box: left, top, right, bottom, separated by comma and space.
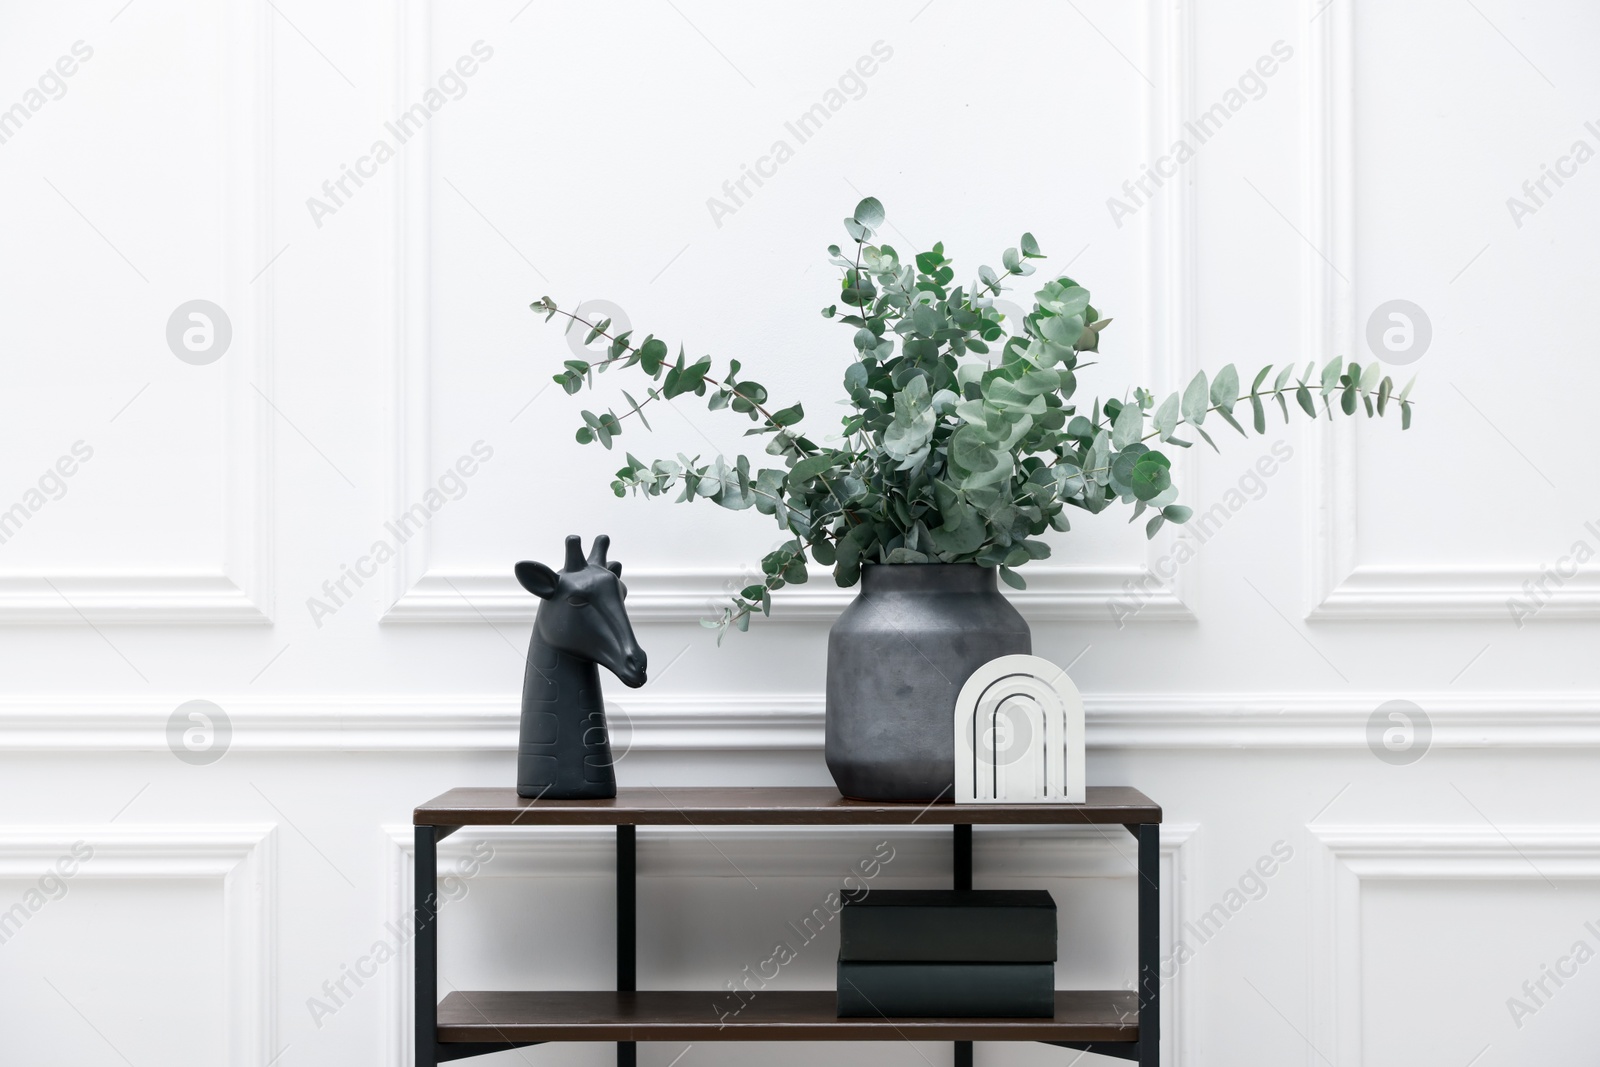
2, 1, 1598, 1064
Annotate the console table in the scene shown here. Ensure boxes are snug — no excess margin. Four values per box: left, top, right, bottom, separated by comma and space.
412, 786, 1162, 1066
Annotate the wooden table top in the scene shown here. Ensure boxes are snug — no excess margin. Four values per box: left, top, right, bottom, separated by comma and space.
414, 785, 1160, 827
437, 989, 1140, 1043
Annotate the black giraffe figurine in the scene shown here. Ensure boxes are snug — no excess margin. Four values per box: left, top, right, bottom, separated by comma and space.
514, 535, 648, 799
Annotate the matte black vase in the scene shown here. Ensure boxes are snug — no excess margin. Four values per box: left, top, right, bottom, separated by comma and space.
825, 563, 1031, 802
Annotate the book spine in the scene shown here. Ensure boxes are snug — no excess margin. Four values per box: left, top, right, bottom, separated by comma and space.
839, 908, 1056, 962
836, 961, 1055, 1018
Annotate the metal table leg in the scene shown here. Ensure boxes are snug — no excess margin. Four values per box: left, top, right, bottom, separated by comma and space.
415, 826, 439, 1067
954, 823, 972, 1067
1137, 823, 1160, 1067
619, 824, 636, 1067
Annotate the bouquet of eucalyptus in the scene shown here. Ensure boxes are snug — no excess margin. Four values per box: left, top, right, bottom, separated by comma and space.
533, 198, 1414, 633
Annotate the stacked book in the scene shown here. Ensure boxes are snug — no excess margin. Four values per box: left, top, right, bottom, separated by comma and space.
836, 889, 1057, 1018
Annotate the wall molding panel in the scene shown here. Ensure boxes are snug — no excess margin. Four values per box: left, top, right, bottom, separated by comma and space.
1308, 825, 1600, 1064
383, 0, 436, 623
0, 825, 277, 1067
1300, 0, 1356, 620
1308, 563, 1600, 620
382, 566, 1191, 625
1298, 0, 1593, 621
8, 691, 1600, 751
378, 0, 1200, 627
0, 0, 276, 625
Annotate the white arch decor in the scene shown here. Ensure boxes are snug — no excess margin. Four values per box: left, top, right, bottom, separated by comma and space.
954, 654, 1085, 804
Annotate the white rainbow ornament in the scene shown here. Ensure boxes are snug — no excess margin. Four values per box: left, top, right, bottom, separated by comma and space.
953, 654, 1086, 804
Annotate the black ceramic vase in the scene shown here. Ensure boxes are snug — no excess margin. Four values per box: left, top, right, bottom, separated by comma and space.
825, 563, 1031, 801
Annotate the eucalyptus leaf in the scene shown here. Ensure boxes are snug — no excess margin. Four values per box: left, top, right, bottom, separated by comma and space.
1215, 406, 1247, 438
1320, 360, 1343, 396
1130, 452, 1172, 501
1210, 364, 1240, 413
930, 507, 987, 555
1296, 384, 1316, 418
787, 452, 839, 484
1359, 361, 1381, 393
1112, 398, 1144, 449
1154, 392, 1180, 440
853, 197, 886, 228
1182, 371, 1210, 426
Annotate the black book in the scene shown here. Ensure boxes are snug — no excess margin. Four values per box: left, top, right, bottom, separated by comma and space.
838, 889, 1056, 962
836, 960, 1056, 1018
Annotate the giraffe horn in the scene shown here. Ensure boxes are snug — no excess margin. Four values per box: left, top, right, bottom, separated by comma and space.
587, 534, 611, 566
563, 535, 585, 572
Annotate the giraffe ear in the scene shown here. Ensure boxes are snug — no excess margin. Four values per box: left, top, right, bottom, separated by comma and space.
514, 561, 559, 599
606, 561, 626, 599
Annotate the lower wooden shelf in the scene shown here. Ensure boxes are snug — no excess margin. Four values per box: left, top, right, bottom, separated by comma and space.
414, 794, 1161, 1064
436, 989, 1139, 1044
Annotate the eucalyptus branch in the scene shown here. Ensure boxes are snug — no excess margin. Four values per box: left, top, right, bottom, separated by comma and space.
529, 196, 1416, 633
537, 300, 810, 453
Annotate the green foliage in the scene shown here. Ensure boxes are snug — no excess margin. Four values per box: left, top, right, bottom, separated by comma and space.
531, 199, 1417, 635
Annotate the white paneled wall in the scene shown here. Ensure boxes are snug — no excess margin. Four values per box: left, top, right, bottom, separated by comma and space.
1, 1, 1597, 1065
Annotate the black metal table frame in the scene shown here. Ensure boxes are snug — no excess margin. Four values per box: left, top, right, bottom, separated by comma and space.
414, 819, 1159, 1066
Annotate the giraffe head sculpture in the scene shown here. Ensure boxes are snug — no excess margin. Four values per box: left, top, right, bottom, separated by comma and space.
515, 534, 648, 688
